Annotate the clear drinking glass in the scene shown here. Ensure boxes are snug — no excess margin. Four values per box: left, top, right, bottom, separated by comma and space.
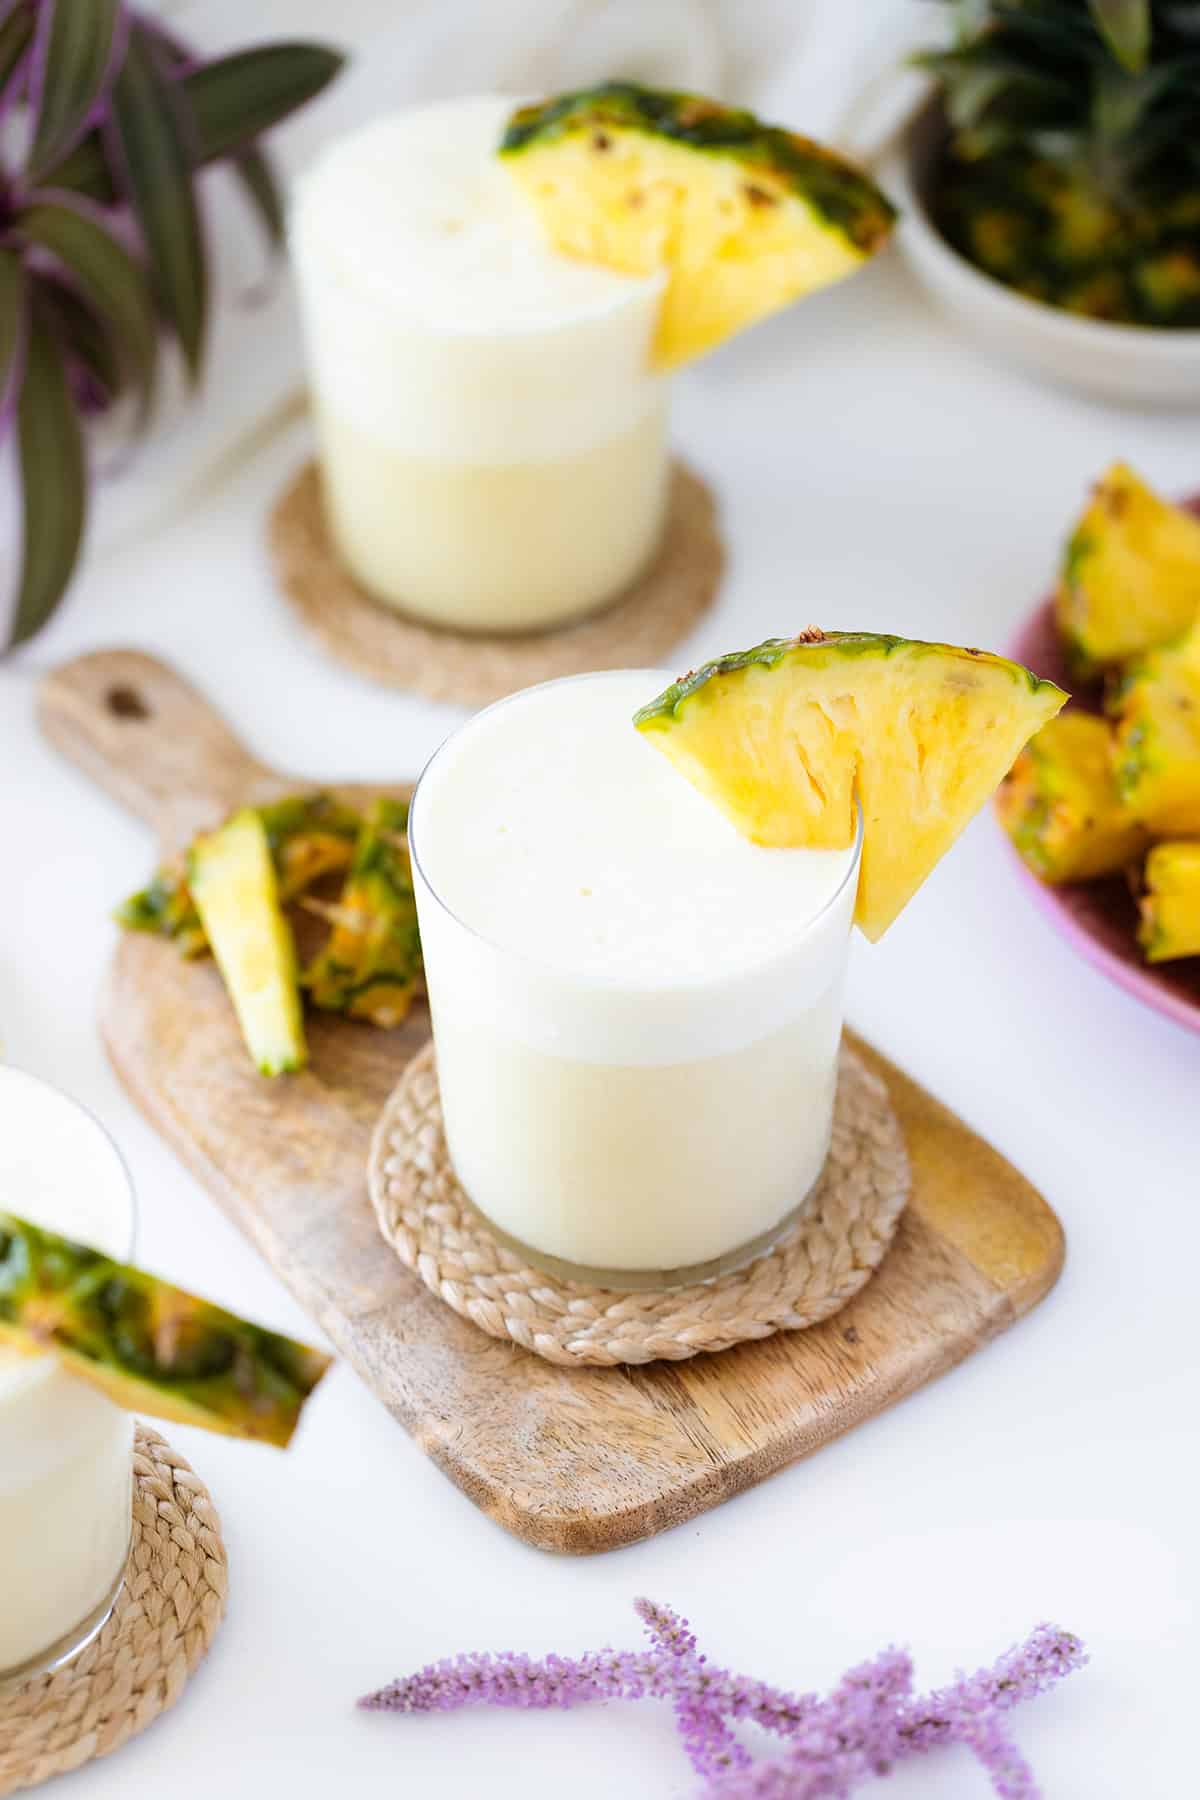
291, 97, 671, 634
408, 671, 863, 1288
0, 1068, 136, 1687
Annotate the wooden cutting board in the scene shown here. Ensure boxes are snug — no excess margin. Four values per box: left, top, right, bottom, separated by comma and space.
39, 649, 1065, 1554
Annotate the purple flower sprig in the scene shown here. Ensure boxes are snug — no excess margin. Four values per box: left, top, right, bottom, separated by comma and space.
359, 1600, 1086, 1799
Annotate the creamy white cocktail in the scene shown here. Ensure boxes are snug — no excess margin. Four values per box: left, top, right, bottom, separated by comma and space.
409, 671, 860, 1284
0, 1069, 135, 1684
292, 98, 669, 632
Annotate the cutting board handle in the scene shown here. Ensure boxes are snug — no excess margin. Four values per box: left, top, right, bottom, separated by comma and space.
37, 649, 273, 847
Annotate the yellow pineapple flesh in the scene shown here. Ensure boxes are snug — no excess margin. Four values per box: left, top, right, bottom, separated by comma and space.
635, 630, 1065, 940
1138, 841, 1200, 962
1055, 464, 1200, 674
188, 809, 307, 1077
500, 83, 895, 368
995, 711, 1147, 883
1109, 623, 1200, 834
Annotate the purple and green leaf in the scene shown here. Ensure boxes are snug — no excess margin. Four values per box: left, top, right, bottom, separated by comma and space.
13, 302, 84, 645
28, 0, 124, 181
109, 23, 207, 380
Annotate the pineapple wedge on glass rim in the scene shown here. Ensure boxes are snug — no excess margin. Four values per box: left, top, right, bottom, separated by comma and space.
0, 1211, 330, 1447
500, 82, 896, 368
634, 629, 1066, 940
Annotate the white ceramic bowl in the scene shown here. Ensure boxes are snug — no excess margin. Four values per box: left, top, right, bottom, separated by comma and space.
890, 106, 1200, 409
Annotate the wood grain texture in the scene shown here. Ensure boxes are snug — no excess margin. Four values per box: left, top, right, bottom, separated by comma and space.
39, 650, 1066, 1555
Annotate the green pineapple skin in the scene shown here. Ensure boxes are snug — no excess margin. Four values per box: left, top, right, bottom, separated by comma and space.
304, 798, 423, 1026
188, 810, 307, 1078
499, 81, 896, 252
0, 1212, 331, 1447
634, 631, 1064, 731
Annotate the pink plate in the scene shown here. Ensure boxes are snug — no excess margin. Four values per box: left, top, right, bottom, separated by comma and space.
1006, 580, 1200, 1037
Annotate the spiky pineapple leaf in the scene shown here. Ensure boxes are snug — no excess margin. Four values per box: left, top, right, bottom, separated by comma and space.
110, 24, 207, 380
1089, 0, 1151, 72
11, 305, 85, 647
17, 198, 157, 418
0, 248, 25, 420
29, 0, 122, 180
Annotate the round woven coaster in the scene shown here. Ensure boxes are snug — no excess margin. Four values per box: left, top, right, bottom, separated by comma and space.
269, 459, 724, 708
0, 1425, 227, 1798
368, 1041, 911, 1367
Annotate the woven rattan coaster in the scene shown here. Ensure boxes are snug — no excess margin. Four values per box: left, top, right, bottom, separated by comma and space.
269, 459, 724, 708
368, 1041, 911, 1367
0, 1425, 227, 1798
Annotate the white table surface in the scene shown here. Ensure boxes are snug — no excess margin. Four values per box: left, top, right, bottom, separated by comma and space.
4, 252, 1197, 1798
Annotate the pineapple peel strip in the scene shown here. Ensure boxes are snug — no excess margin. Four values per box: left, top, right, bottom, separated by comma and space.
0, 1210, 332, 1447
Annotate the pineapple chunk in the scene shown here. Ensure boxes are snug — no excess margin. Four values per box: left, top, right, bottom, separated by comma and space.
996, 712, 1147, 883
0, 1211, 330, 1446
1138, 841, 1200, 963
500, 82, 895, 368
189, 809, 307, 1076
1109, 625, 1200, 834
635, 630, 1065, 940
1055, 464, 1200, 674
304, 798, 423, 1028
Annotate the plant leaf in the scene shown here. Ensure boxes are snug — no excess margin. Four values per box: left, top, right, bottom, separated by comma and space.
0, 0, 33, 102
39, 41, 344, 200
37, 276, 121, 404
29, 0, 122, 180
10, 304, 86, 648
1089, 0, 1152, 71
109, 24, 207, 380
230, 143, 285, 250
183, 44, 344, 162
16, 196, 158, 419
0, 247, 26, 424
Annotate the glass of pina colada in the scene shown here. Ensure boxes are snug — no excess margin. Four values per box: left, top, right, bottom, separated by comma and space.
0, 1068, 135, 1686
291, 84, 896, 635
410, 634, 1065, 1287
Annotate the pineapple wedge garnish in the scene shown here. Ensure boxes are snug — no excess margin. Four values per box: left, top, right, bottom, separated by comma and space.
500, 82, 895, 368
634, 629, 1066, 940
1138, 841, 1200, 963
0, 1211, 330, 1446
189, 809, 307, 1077
1109, 622, 1200, 835
996, 712, 1148, 883
1056, 464, 1200, 674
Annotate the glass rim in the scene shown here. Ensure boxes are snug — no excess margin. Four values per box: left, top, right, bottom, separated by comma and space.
407, 669, 865, 996
0, 1065, 137, 1264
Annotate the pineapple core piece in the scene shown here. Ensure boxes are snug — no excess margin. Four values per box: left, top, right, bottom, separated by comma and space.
996, 712, 1147, 883
635, 630, 1065, 940
189, 808, 307, 1076
1109, 623, 1200, 835
500, 82, 895, 368
0, 1211, 331, 1446
1056, 464, 1200, 674
1138, 841, 1200, 963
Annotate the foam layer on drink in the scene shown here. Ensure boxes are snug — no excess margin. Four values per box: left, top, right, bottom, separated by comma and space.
291, 96, 665, 462
410, 672, 859, 1063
